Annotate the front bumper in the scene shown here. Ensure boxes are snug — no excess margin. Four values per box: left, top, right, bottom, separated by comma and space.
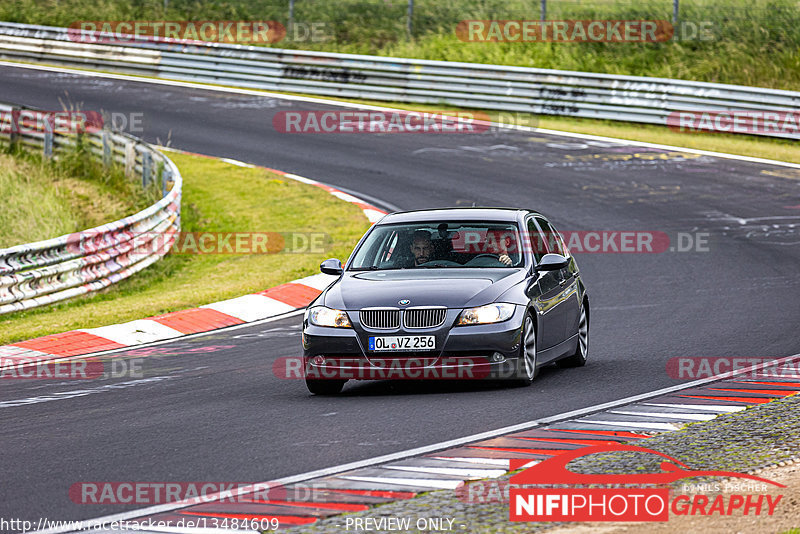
302, 306, 526, 380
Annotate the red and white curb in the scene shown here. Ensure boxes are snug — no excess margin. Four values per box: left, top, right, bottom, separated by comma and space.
0, 155, 387, 368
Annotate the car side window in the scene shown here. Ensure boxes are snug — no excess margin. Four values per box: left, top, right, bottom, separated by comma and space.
527, 219, 545, 264
535, 217, 565, 255
547, 220, 570, 257
375, 231, 399, 265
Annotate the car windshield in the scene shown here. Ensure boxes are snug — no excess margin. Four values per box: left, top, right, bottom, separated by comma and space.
349, 221, 524, 270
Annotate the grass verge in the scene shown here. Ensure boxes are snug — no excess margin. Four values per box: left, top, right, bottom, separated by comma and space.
0, 151, 370, 345
0, 144, 157, 248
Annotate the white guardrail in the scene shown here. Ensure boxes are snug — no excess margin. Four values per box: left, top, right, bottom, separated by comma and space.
0, 21, 799, 139
0, 101, 181, 315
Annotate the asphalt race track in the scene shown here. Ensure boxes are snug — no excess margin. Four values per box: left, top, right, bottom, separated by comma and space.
1, 64, 799, 524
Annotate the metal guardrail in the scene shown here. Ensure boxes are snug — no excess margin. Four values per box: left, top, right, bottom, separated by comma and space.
0, 101, 182, 315
0, 21, 798, 139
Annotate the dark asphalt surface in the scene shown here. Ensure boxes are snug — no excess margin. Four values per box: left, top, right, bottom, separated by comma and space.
0, 64, 799, 524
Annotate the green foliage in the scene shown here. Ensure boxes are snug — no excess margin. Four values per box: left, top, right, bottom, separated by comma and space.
1, 0, 798, 88
0, 137, 156, 247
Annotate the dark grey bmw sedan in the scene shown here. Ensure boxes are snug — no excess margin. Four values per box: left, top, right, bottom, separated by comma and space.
301, 208, 589, 394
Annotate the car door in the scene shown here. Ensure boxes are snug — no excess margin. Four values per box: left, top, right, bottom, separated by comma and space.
535, 217, 581, 343
526, 217, 564, 351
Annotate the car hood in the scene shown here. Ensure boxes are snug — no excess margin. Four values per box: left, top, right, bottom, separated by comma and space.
323, 269, 526, 309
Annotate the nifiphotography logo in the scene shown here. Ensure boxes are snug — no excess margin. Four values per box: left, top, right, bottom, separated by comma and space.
508, 443, 784, 522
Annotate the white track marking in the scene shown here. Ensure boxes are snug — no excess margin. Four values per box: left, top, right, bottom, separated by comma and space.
200, 294, 294, 322
382, 465, 507, 478
293, 273, 337, 291
219, 158, 255, 168
573, 420, 684, 431
607, 410, 719, 421
431, 457, 511, 468
80, 320, 184, 346
642, 403, 746, 412
0, 377, 174, 408
338, 476, 464, 490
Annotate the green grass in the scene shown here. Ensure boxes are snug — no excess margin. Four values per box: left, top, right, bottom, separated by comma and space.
0, 153, 83, 247
0, 151, 370, 345
0, 143, 156, 248
2, 0, 799, 89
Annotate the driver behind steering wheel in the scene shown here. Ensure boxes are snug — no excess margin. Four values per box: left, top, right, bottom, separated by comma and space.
410, 229, 434, 266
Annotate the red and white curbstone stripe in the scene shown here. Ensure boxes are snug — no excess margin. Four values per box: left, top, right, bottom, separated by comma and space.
0, 155, 387, 367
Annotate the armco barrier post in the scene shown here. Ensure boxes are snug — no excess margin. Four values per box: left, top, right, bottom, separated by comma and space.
102, 131, 111, 167
43, 127, 53, 159
75, 124, 83, 153
9, 106, 20, 149
161, 165, 170, 197
142, 151, 152, 188
124, 141, 136, 178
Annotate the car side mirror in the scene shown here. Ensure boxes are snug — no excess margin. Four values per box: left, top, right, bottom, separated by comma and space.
320, 258, 343, 275
534, 253, 569, 272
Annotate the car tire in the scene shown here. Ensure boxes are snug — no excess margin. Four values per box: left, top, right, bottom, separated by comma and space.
510, 313, 538, 386
557, 299, 589, 368
305, 378, 347, 395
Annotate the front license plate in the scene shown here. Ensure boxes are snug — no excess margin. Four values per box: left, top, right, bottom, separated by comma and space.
368, 336, 435, 352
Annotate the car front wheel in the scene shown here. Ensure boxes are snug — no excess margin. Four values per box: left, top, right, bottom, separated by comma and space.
557, 300, 589, 368
510, 313, 538, 386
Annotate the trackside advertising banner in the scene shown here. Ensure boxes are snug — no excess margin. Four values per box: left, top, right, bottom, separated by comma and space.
504, 444, 784, 523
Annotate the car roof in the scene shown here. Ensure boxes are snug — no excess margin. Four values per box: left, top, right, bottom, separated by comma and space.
378, 207, 538, 224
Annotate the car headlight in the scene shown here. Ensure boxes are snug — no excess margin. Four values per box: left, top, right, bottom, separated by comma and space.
456, 303, 516, 326
307, 306, 352, 328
